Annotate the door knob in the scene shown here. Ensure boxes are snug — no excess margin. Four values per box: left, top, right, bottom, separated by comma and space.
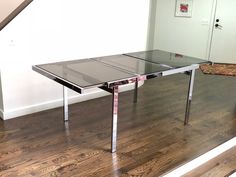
215, 23, 223, 29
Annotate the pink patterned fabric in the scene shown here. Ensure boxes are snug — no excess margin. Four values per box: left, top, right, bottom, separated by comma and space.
200, 63, 236, 76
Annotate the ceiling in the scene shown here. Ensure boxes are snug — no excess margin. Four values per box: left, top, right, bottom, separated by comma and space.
0, 0, 33, 30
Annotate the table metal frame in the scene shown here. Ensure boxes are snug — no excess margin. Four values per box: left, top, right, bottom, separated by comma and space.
58, 63, 199, 153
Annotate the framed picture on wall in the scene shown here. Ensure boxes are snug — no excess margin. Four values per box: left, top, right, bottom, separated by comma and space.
175, 0, 193, 17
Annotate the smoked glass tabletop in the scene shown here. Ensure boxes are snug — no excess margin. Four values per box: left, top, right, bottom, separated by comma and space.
35, 54, 172, 89
35, 59, 137, 88
95, 55, 169, 75
125, 50, 207, 68
34, 50, 206, 89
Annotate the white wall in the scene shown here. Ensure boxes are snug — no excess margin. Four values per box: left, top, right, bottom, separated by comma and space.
0, 0, 150, 119
146, 0, 157, 50
153, 0, 215, 59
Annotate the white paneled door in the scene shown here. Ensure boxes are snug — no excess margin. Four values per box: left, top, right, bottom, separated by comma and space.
209, 0, 236, 64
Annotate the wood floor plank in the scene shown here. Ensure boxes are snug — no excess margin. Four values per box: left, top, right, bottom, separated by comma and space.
0, 71, 235, 176
183, 146, 236, 177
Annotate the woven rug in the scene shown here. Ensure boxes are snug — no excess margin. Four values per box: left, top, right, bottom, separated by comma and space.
200, 63, 236, 76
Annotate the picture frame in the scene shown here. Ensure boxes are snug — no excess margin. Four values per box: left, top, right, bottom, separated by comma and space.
175, 0, 193, 17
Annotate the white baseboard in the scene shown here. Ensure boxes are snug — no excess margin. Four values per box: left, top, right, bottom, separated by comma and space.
2, 82, 143, 120
2, 90, 108, 120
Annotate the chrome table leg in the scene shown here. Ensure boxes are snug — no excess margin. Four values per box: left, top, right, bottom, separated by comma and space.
184, 69, 196, 125
63, 86, 69, 122
133, 78, 138, 103
111, 86, 119, 153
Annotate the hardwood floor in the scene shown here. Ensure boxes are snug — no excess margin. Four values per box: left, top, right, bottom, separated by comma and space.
183, 145, 236, 177
0, 71, 235, 177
